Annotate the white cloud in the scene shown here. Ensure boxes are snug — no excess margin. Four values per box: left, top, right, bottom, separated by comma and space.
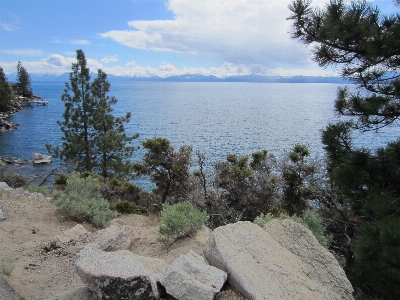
0, 12, 19, 31
1, 49, 42, 56
53, 38, 91, 45
101, 56, 118, 63
126, 61, 136, 68
101, 0, 330, 67
0, 22, 18, 31
70, 39, 91, 45
0, 54, 105, 75
1, 53, 337, 78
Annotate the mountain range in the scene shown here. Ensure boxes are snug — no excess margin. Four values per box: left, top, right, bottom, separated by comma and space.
6, 73, 351, 84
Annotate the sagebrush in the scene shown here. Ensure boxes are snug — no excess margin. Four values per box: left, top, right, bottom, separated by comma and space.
159, 202, 207, 243
1, 258, 14, 276
53, 172, 115, 228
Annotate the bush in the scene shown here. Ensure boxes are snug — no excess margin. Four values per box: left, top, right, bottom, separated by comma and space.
159, 202, 207, 244
254, 210, 332, 249
0, 167, 27, 188
111, 200, 142, 214
54, 173, 68, 186
53, 172, 115, 228
1, 258, 14, 276
24, 185, 50, 196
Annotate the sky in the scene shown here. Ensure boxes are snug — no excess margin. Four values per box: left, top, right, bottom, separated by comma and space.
0, 0, 398, 78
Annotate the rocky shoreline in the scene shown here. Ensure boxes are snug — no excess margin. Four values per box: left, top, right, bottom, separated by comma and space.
0, 100, 23, 132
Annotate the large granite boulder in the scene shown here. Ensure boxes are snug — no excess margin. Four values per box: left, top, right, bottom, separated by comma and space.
204, 221, 354, 300
75, 246, 167, 300
89, 225, 131, 251
263, 219, 354, 300
159, 250, 227, 300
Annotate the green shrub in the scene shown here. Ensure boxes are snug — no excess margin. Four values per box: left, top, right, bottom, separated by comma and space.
159, 202, 207, 243
53, 172, 115, 228
254, 210, 332, 249
24, 185, 50, 196
1, 258, 14, 276
111, 200, 142, 214
54, 173, 68, 186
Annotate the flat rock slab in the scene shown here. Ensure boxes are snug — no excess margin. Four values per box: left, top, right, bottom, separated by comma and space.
89, 225, 131, 251
204, 221, 347, 300
263, 219, 354, 300
75, 246, 165, 300
160, 250, 227, 300
32, 153, 52, 164
55, 224, 89, 244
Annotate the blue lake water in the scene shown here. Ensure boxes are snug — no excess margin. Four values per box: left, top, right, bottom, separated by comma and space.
1, 81, 398, 184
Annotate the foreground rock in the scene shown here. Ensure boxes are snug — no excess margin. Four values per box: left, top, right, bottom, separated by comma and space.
160, 250, 227, 300
264, 219, 354, 300
89, 225, 131, 251
0, 203, 5, 221
55, 224, 89, 244
204, 221, 354, 300
75, 246, 167, 300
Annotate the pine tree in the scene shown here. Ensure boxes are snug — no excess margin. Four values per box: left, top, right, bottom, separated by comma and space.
51, 49, 95, 172
91, 69, 138, 179
16, 61, 31, 95
289, 0, 400, 297
0, 67, 12, 112
48, 49, 137, 179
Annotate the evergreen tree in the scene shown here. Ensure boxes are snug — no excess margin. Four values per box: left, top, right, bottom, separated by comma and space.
51, 49, 95, 172
0, 67, 12, 112
91, 69, 138, 179
281, 143, 318, 216
134, 137, 192, 204
214, 150, 279, 223
289, 0, 400, 297
16, 61, 31, 95
48, 49, 137, 179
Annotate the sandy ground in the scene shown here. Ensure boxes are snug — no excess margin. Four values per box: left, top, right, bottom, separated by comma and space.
0, 188, 246, 300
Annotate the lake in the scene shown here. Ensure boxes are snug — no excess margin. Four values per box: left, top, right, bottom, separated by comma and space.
0, 81, 397, 185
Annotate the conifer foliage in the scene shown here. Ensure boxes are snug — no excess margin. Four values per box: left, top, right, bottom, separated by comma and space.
48, 49, 137, 179
0, 67, 12, 112
16, 61, 31, 95
289, 0, 400, 297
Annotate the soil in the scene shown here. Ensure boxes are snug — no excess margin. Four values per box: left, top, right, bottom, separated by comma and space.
0, 188, 246, 300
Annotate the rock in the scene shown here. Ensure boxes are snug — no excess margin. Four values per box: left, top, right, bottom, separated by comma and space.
89, 225, 131, 251
0, 182, 11, 191
159, 250, 227, 300
32, 152, 52, 164
0, 203, 5, 221
75, 246, 164, 300
263, 219, 354, 300
0, 118, 19, 132
55, 224, 89, 244
204, 221, 351, 300
115, 250, 168, 299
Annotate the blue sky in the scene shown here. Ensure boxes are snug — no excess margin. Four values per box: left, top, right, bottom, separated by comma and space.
0, 0, 398, 78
